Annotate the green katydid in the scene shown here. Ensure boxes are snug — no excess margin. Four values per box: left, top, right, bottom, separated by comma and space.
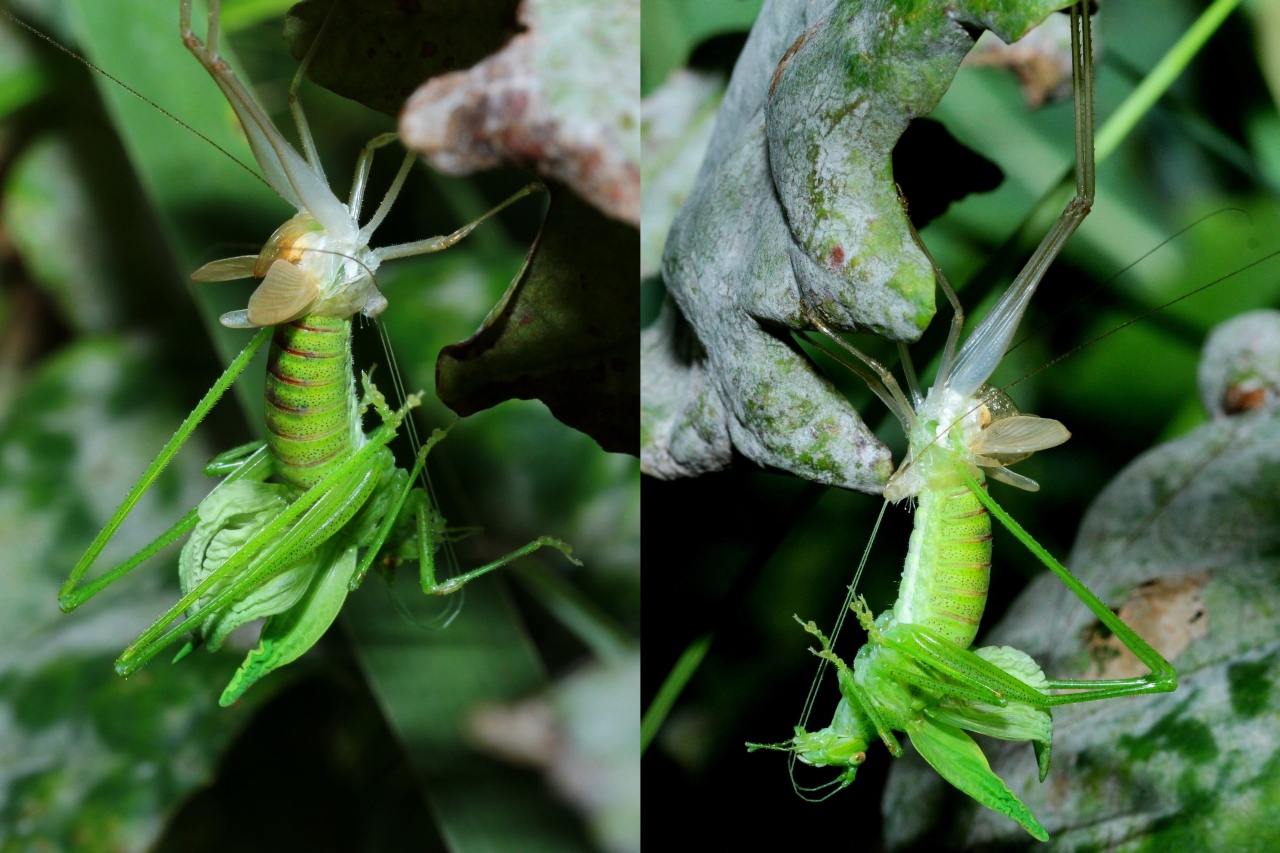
747, 5, 1179, 842
46, 0, 580, 707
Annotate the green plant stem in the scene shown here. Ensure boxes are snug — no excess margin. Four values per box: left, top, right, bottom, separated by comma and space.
1094, 0, 1243, 163
641, 633, 712, 754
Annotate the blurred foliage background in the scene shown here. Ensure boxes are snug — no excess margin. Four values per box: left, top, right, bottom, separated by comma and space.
0, 0, 638, 850
643, 0, 1280, 849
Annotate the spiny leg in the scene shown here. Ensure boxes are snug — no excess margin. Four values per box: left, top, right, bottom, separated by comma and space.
181, 0, 334, 219
800, 305, 916, 429
60, 327, 272, 612
374, 182, 546, 261
795, 616, 902, 756
115, 387, 423, 673
117, 446, 388, 674
347, 426, 450, 590
882, 623, 1049, 708
404, 426, 579, 595
960, 466, 1177, 705
359, 151, 416, 240
416, 502, 580, 596
984, 2, 1096, 335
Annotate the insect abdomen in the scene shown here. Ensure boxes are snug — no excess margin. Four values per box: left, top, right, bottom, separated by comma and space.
264, 315, 356, 491
894, 471, 992, 648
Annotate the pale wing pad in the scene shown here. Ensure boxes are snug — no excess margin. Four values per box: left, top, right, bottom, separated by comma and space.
191, 255, 260, 281
972, 415, 1070, 456
247, 259, 320, 326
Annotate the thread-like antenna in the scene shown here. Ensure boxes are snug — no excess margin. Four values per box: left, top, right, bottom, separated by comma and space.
0, 7, 273, 192
788, 500, 888, 802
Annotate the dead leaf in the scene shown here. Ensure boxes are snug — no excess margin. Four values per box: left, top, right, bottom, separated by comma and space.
436, 185, 638, 454
399, 0, 639, 225
1083, 574, 1209, 680
285, 0, 522, 117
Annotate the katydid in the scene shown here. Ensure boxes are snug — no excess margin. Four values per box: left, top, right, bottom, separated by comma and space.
49, 0, 580, 706
747, 5, 1177, 841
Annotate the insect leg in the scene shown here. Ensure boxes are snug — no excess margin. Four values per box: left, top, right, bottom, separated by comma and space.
881, 626, 1048, 708
288, 40, 325, 180
898, 186, 965, 389
416, 493, 580, 596
180, 0, 351, 235
798, 618, 903, 757
349, 133, 399, 220
202, 440, 267, 476
347, 427, 449, 590
115, 426, 402, 674
945, 3, 1095, 398
374, 182, 547, 261
59, 327, 272, 612
959, 467, 1177, 705
844, 680, 903, 757
359, 151, 417, 240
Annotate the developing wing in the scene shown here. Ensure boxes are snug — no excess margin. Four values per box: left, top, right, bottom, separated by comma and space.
972, 415, 1071, 456
191, 256, 259, 281
246, 260, 320, 326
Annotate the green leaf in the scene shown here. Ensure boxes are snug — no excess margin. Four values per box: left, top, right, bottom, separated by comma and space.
220, 0, 299, 33
343, 568, 594, 853
640, 0, 764, 95
284, 0, 521, 117
3, 135, 118, 332
0, 14, 45, 118
437, 186, 639, 455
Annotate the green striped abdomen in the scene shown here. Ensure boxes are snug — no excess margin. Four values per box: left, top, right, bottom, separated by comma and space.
893, 469, 992, 648
264, 315, 357, 491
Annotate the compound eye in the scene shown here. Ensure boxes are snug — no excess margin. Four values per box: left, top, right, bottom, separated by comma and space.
852, 751, 866, 765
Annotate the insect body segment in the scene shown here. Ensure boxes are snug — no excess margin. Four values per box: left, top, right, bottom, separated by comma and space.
895, 469, 993, 648
264, 316, 361, 491
57, 1, 576, 705
753, 5, 1178, 840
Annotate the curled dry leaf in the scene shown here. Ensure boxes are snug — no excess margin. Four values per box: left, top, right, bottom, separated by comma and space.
643, 0, 1064, 490
285, 0, 523, 117
399, 0, 640, 225
436, 186, 639, 455
640, 68, 725, 280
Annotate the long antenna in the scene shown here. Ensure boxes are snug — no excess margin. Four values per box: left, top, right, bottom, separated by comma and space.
0, 7, 272, 191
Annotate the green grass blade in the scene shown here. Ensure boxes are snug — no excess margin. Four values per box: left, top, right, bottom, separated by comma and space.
642, 632, 711, 754
343, 572, 594, 853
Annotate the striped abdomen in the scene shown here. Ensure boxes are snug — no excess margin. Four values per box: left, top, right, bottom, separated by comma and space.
264, 315, 356, 491
893, 469, 992, 648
